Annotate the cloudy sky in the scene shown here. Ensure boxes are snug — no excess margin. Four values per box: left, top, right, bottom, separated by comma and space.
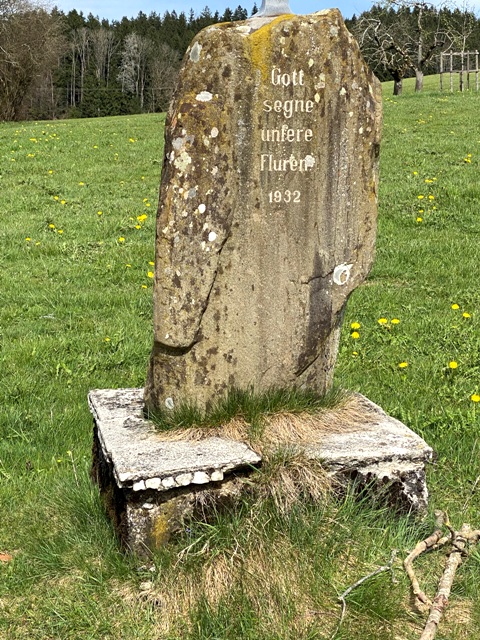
51, 0, 376, 22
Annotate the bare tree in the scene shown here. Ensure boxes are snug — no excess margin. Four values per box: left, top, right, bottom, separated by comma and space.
354, 1, 454, 94
117, 32, 150, 109
149, 43, 181, 111
0, 0, 65, 119
90, 27, 117, 85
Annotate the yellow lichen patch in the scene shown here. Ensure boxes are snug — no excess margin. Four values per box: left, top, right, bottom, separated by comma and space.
247, 15, 293, 81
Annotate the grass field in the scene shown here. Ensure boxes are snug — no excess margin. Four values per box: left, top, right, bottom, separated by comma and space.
1, 75, 480, 639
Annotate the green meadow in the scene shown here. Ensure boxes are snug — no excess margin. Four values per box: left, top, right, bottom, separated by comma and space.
1, 74, 480, 639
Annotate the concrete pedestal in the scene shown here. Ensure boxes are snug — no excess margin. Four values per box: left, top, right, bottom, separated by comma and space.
89, 388, 433, 556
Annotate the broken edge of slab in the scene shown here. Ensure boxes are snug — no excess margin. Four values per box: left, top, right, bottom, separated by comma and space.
89, 388, 434, 555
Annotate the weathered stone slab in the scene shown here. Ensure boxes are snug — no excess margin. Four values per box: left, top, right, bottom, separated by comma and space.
90, 388, 433, 554
144, 10, 382, 413
89, 388, 261, 489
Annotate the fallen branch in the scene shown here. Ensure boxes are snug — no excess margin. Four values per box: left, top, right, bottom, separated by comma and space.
403, 510, 451, 607
419, 523, 480, 640
333, 549, 397, 638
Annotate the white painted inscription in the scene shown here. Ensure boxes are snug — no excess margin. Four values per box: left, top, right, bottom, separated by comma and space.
260, 65, 319, 191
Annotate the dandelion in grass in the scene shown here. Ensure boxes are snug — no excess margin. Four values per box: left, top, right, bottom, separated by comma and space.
61, 200, 66, 205
352, 351, 358, 356
79, 181, 85, 186
416, 217, 423, 223
57, 229, 63, 235
417, 195, 424, 199
148, 261, 154, 266
49, 223, 55, 229
413, 171, 418, 175
471, 394, 480, 403
97, 211, 103, 216
351, 331, 360, 340
451, 304, 460, 310
428, 195, 435, 200
463, 312, 471, 318
378, 317, 388, 325
48, 170, 53, 174
147, 271, 154, 278
351, 321, 361, 330
137, 214, 147, 222
141, 284, 147, 289
398, 361, 408, 369
126, 264, 132, 268
104, 337, 111, 342
391, 318, 400, 325
53, 196, 59, 201
448, 361, 458, 370
135, 224, 141, 229
118, 237, 125, 243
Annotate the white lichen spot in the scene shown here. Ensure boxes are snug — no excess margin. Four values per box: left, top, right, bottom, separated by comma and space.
202, 222, 209, 231
208, 231, 217, 242
172, 137, 185, 150
210, 127, 219, 138
358, 126, 364, 134
314, 93, 321, 103
203, 137, 210, 147
165, 397, 175, 410
333, 263, 353, 286
178, 187, 184, 194
316, 73, 325, 89
340, 87, 347, 96
188, 188, 197, 199
211, 166, 219, 176
174, 151, 192, 172
330, 25, 339, 36
196, 91, 213, 102
308, 58, 314, 67
190, 41, 202, 62
348, 111, 354, 117
304, 155, 316, 168
198, 203, 206, 214
201, 240, 206, 250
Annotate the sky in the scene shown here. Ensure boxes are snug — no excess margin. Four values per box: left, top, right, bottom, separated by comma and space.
51, 0, 375, 23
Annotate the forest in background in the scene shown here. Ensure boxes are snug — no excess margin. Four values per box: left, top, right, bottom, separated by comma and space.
1, 0, 480, 121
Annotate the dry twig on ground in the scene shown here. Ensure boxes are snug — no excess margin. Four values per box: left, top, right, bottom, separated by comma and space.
403, 510, 480, 640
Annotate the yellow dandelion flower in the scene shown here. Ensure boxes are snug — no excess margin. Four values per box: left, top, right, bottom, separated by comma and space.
48, 170, 53, 174
137, 214, 147, 222
145, 203, 151, 207
417, 195, 424, 199
49, 223, 55, 229
378, 318, 388, 325
471, 394, 480, 403
25, 237, 31, 242
61, 200, 66, 205
79, 181, 85, 186
352, 351, 358, 356
93, 145, 98, 149
53, 196, 59, 200
428, 195, 435, 200
141, 284, 147, 289
135, 225, 141, 229
141, 176, 145, 180
416, 217, 423, 223
418, 209, 424, 213
413, 171, 418, 175
351, 322, 361, 330
463, 312, 471, 318
35, 242, 40, 246
129, 138, 135, 142
398, 362, 408, 368
149, 261, 154, 266
451, 304, 460, 310
448, 361, 458, 369
97, 211, 103, 216
57, 229, 63, 234
147, 271, 154, 278
118, 237, 125, 243
104, 337, 110, 342
424, 179, 433, 183
143, 198, 148, 203
351, 331, 360, 339
391, 318, 400, 324
126, 264, 132, 268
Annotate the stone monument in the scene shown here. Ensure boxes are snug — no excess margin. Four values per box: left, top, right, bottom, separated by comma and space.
89, 5, 433, 555
144, 7, 382, 414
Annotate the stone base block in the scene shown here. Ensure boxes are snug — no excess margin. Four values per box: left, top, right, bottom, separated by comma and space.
89, 388, 434, 556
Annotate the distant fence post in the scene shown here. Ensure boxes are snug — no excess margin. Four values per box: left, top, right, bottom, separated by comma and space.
440, 51, 479, 92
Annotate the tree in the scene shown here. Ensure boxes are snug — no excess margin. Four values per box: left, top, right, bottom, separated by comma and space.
117, 32, 150, 109
0, 0, 65, 119
354, 1, 454, 94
